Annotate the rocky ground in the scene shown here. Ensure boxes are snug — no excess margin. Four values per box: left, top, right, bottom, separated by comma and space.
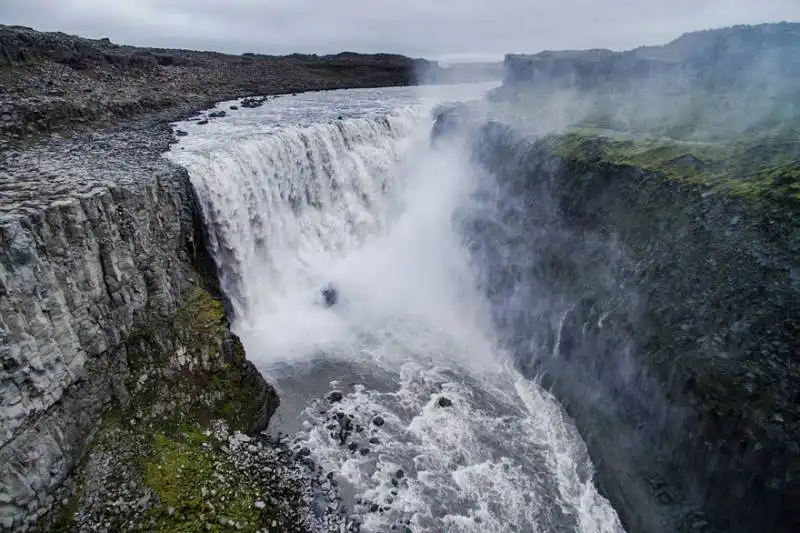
0, 24, 432, 145
43, 417, 352, 533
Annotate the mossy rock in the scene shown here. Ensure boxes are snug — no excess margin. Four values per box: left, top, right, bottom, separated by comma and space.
175, 286, 228, 352
545, 128, 800, 204
49, 416, 300, 532
143, 426, 275, 532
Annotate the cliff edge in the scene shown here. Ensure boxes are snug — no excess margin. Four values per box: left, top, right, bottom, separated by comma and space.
0, 116, 285, 530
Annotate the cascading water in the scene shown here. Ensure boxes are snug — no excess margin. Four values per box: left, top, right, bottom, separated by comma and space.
167, 85, 625, 533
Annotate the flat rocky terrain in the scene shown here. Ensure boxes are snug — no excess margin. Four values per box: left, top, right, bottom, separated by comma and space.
0, 24, 431, 145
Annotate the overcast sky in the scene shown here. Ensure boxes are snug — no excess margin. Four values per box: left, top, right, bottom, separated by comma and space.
1, 0, 797, 60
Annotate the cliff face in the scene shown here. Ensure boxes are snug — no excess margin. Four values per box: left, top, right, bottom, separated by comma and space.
436, 21, 799, 533
460, 122, 798, 533
0, 128, 277, 531
501, 22, 800, 92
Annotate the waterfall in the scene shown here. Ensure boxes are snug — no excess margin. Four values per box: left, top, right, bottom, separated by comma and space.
167, 86, 624, 533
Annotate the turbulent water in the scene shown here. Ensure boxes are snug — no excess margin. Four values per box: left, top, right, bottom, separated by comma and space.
167, 84, 624, 533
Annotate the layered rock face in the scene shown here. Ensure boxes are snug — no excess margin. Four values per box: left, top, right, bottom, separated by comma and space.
0, 130, 277, 530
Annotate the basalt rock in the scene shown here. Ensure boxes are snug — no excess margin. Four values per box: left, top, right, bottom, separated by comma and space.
0, 137, 278, 530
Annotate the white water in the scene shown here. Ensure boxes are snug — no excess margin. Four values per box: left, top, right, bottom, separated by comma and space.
168, 84, 624, 533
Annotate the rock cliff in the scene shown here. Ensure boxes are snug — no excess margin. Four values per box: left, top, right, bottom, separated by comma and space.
0, 122, 278, 530
436, 21, 799, 533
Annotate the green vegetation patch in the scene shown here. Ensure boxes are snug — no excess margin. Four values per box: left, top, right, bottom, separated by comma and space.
175, 286, 227, 350
143, 425, 273, 532
545, 128, 800, 203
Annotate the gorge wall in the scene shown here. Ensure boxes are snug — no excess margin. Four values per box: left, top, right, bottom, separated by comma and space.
0, 126, 278, 531
438, 21, 799, 533
462, 122, 798, 533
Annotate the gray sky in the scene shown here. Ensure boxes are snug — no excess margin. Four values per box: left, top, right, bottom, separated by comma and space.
1, 0, 797, 60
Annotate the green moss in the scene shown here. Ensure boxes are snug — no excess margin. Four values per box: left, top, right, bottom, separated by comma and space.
143, 425, 271, 532
176, 287, 227, 350
547, 128, 800, 204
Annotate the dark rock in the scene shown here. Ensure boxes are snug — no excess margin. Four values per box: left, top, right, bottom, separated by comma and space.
327, 391, 343, 403
208, 110, 226, 118
359, 448, 369, 455
348, 443, 359, 452
372, 416, 385, 427
395, 469, 404, 479
465, 106, 800, 533
175, 130, 188, 137
437, 396, 453, 408
321, 283, 338, 307
230, 106, 238, 110
197, 119, 209, 125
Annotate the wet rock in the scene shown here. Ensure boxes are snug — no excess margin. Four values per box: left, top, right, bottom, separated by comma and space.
327, 391, 344, 403
321, 283, 338, 307
208, 110, 226, 118
175, 129, 188, 136
437, 396, 453, 407
197, 119, 209, 125
241, 97, 266, 109
395, 469, 404, 479
372, 416, 385, 427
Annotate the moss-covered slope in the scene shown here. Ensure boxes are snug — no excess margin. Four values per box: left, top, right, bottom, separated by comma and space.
463, 118, 799, 533
545, 128, 800, 203
40, 287, 290, 533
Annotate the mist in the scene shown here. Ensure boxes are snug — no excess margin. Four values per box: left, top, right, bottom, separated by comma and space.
428, 20, 799, 533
